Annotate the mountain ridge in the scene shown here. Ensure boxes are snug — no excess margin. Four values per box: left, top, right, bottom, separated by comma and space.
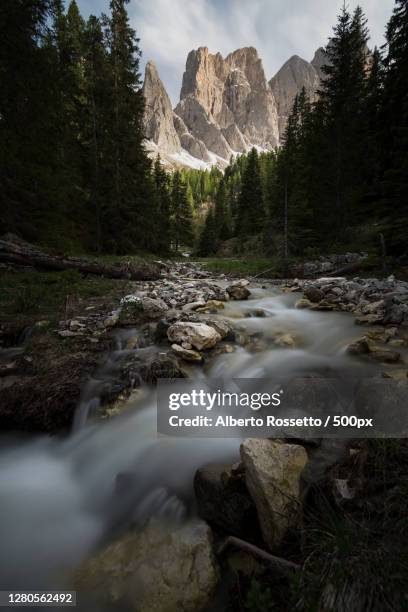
143, 45, 328, 169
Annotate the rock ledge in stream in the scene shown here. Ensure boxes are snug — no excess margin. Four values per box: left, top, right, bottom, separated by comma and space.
75, 519, 219, 612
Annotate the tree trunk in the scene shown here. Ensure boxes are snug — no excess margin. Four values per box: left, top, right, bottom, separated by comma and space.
0, 234, 160, 280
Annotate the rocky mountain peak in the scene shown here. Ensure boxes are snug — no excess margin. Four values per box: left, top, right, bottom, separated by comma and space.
311, 47, 328, 79
269, 53, 321, 134
142, 45, 328, 169
175, 46, 279, 159
143, 60, 180, 154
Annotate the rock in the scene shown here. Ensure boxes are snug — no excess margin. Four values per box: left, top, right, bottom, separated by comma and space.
311, 46, 329, 79
58, 329, 81, 338
175, 46, 279, 157
388, 338, 407, 348
103, 312, 120, 328
309, 301, 336, 311
369, 349, 401, 364
269, 54, 320, 135
202, 318, 232, 340
382, 369, 408, 381
346, 338, 370, 356
194, 463, 259, 538
226, 282, 251, 300
182, 301, 206, 312
295, 298, 313, 309
120, 296, 168, 323
75, 519, 219, 612
171, 344, 203, 363
141, 353, 187, 383
195, 300, 225, 313
361, 299, 386, 315
304, 286, 325, 303
142, 61, 181, 154
355, 314, 384, 325
240, 439, 308, 549
167, 322, 221, 350
274, 333, 300, 348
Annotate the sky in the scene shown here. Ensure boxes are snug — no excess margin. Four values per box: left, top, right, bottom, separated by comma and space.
77, 0, 396, 104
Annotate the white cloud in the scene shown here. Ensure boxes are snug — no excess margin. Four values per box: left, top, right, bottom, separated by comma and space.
126, 0, 395, 104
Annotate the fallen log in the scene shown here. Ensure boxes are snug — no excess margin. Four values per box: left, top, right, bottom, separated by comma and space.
0, 234, 161, 281
326, 260, 369, 277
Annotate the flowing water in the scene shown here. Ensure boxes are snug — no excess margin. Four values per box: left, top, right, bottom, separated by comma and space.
0, 283, 376, 590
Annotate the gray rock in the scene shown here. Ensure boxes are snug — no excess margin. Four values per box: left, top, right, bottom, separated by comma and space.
304, 286, 325, 303
270, 54, 320, 135
171, 344, 203, 363
167, 322, 222, 350
240, 439, 308, 549
143, 62, 181, 154
75, 519, 219, 612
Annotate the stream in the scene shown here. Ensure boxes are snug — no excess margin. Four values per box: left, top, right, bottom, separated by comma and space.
0, 281, 378, 592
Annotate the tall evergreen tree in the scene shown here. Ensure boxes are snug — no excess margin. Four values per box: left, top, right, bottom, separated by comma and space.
198, 208, 218, 256
214, 179, 231, 241
317, 5, 369, 243
103, 0, 151, 252
236, 148, 264, 237
171, 171, 194, 251
83, 14, 111, 252
379, 0, 408, 256
0, 0, 59, 239
153, 157, 172, 254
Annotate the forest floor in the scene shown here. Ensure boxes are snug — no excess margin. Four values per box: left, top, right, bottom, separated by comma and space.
0, 267, 136, 431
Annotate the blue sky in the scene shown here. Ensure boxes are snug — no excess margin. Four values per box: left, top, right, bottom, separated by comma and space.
77, 0, 396, 104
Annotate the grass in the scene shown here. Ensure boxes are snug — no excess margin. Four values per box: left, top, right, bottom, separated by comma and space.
0, 269, 130, 321
194, 257, 280, 277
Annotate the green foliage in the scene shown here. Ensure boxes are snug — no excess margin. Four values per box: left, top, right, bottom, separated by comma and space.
198, 257, 277, 277
171, 171, 194, 250
0, 269, 125, 317
0, 0, 153, 255
153, 157, 172, 254
236, 148, 265, 237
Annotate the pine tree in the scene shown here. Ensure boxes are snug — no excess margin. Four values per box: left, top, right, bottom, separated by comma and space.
379, 0, 408, 256
198, 208, 217, 256
103, 0, 150, 253
171, 171, 194, 251
0, 0, 59, 239
316, 5, 369, 243
153, 157, 172, 254
236, 148, 264, 237
83, 14, 111, 252
214, 179, 231, 241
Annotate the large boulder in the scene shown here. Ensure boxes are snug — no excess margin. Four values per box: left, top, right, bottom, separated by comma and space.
240, 439, 308, 549
167, 322, 221, 350
75, 519, 219, 612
